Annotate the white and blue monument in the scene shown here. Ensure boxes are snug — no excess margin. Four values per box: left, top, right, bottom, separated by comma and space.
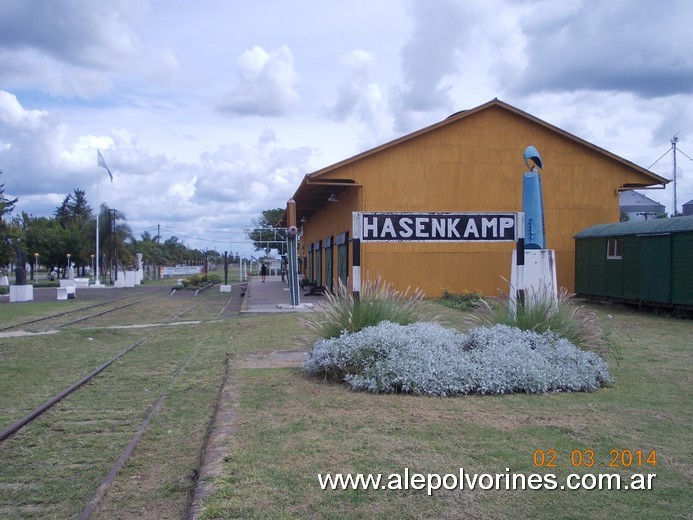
511, 146, 558, 308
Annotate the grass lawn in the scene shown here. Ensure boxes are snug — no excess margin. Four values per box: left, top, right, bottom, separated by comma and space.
200, 303, 691, 520
0, 288, 242, 519
0, 292, 690, 519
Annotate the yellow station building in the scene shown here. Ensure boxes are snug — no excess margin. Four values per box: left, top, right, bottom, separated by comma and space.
285, 99, 667, 297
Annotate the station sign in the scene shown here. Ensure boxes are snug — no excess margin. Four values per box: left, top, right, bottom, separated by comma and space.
354, 212, 517, 242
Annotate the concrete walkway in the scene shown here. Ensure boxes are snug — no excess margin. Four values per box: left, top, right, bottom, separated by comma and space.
239, 275, 323, 313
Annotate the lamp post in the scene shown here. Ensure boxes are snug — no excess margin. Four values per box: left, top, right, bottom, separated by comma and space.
91, 254, 95, 280
66, 253, 71, 279
33, 252, 39, 281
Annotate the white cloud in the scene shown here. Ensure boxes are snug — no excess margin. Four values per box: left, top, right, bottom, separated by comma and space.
389, 0, 475, 132
217, 45, 300, 117
0, 90, 51, 131
0, 90, 67, 194
0, 0, 692, 252
326, 50, 392, 149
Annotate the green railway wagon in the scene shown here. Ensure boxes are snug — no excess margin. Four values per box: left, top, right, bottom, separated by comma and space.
574, 215, 693, 311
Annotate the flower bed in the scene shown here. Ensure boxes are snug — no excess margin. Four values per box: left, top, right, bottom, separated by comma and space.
302, 321, 614, 396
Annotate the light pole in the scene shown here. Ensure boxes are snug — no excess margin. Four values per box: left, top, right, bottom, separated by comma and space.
91, 254, 95, 280
33, 252, 39, 281
66, 253, 71, 279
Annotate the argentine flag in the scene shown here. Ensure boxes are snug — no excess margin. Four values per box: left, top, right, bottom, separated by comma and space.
97, 150, 113, 182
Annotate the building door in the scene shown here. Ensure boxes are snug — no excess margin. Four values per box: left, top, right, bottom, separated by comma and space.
324, 237, 333, 291
640, 235, 671, 304
314, 241, 322, 285
337, 232, 348, 287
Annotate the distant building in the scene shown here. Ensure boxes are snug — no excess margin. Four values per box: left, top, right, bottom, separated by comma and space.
619, 191, 666, 221
683, 199, 693, 216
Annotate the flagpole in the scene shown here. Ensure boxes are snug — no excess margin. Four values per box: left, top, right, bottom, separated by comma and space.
95, 150, 102, 286
95, 149, 114, 287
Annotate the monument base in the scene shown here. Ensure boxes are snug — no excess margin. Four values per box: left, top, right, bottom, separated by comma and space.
114, 271, 137, 288
10, 285, 34, 302
510, 249, 558, 309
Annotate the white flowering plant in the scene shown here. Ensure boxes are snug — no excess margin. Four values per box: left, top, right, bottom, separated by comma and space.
302, 321, 614, 396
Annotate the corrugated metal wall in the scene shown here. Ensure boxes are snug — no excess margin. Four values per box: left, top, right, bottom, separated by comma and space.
300, 105, 662, 298
574, 231, 693, 308
672, 232, 693, 305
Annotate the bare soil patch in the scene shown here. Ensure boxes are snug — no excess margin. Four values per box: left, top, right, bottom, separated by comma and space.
241, 350, 307, 369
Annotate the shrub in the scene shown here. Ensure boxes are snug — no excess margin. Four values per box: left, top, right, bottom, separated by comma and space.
302, 321, 614, 396
302, 276, 435, 339
436, 288, 484, 311
470, 286, 615, 358
181, 273, 219, 289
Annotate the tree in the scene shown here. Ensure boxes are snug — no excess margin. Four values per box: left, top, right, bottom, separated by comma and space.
98, 204, 133, 278
0, 170, 20, 268
0, 170, 18, 221
23, 213, 71, 275
129, 231, 169, 267
54, 189, 95, 275
55, 189, 92, 228
245, 208, 287, 254
2, 177, 214, 279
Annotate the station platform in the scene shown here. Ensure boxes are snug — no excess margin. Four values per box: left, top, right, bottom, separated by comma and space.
240, 275, 323, 313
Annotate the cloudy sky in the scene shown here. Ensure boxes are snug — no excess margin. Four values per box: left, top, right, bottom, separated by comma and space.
1, 0, 692, 256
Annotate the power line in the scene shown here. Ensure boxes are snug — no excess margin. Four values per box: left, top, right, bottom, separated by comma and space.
647, 146, 673, 170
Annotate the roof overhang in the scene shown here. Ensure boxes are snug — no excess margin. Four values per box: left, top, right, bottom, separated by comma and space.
280, 177, 361, 226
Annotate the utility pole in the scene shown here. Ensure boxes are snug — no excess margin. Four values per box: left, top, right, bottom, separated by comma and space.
109, 209, 117, 283
286, 199, 300, 306
672, 134, 679, 216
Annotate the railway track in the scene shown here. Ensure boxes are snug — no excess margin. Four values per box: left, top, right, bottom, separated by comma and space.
0, 288, 160, 333
1, 284, 243, 334
1, 294, 128, 332
0, 338, 149, 443
0, 282, 247, 517
0, 332, 209, 518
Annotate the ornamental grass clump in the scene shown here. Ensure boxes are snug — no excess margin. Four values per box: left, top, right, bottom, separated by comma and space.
303, 276, 435, 339
472, 285, 615, 358
302, 321, 614, 396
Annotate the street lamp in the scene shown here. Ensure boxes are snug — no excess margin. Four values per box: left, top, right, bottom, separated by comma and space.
33, 252, 39, 281
66, 253, 71, 279
91, 254, 95, 280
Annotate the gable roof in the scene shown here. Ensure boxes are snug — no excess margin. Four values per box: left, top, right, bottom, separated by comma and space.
619, 190, 666, 214
284, 99, 668, 225
575, 215, 693, 238
303, 98, 668, 187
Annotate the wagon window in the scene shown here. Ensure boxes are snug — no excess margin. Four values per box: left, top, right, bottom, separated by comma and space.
607, 239, 622, 259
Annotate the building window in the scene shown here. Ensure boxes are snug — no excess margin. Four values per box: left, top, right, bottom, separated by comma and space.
607, 239, 622, 259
